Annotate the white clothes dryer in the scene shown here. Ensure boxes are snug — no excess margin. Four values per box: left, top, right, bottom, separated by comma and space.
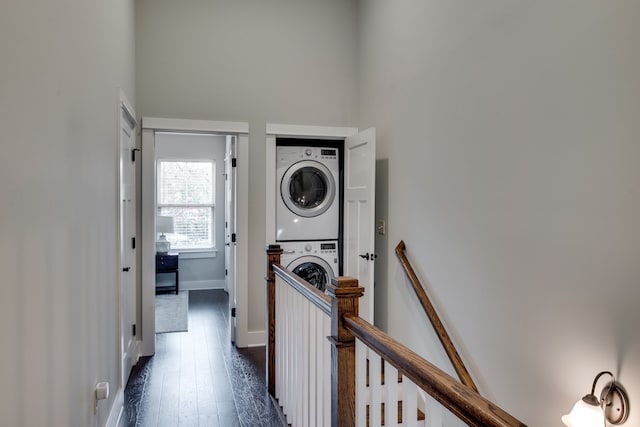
280, 241, 339, 292
276, 145, 339, 241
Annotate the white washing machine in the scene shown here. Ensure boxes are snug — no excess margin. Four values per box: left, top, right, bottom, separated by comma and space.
280, 241, 339, 292
276, 145, 339, 241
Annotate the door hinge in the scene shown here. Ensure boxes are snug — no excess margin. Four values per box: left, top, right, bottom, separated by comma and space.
225, 268, 228, 276
231, 308, 236, 318
132, 324, 136, 337
231, 233, 236, 243
131, 237, 136, 249
131, 148, 141, 162
231, 158, 237, 167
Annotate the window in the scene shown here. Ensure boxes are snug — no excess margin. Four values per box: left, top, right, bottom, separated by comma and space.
157, 160, 215, 250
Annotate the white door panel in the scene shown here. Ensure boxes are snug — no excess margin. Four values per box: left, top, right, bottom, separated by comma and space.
344, 128, 376, 322
225, 136, 237, 342
119, 104, 137, 385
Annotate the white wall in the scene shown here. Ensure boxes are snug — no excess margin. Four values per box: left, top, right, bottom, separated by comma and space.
155, 133, 227, 290
0, 0, 135, 425
135, 0, 359, 334
360, 1, 640, 425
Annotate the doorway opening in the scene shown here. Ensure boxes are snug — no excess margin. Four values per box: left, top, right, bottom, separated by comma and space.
153, 132, 231, 336
140, 118, 249, 357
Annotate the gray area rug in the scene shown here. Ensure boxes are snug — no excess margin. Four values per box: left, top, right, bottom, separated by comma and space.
156, 291, 189, 333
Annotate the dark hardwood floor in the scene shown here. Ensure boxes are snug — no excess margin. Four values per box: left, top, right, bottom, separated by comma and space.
122, 289, 286, 427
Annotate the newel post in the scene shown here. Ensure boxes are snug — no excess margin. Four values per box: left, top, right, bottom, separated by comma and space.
265, 244, 282, 396
326, 276, 364, 427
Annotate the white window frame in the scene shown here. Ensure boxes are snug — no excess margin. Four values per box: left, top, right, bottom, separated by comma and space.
156, 158, 216, 251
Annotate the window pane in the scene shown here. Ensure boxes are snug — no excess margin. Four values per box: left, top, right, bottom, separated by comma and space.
159, 161, 213, 205
159, 206, 213, 249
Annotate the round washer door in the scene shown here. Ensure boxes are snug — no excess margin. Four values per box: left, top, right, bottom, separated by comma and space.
281, 160, 336, 218
287, 256, 334, 292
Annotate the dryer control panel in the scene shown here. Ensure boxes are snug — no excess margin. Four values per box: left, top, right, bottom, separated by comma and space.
320, 242, 337, 253
278, 146, 338, 164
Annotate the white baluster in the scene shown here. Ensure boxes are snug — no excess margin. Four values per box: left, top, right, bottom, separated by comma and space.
423, 391, 442, 427
370, 352, 382, 426
283, 281, 288, 410
301, 295, 308, 426
293, 292, 304, 427
402, 378, 418, 427
309, 307, 317, 426
385, 361, 399, 427
356, 339, 367, 427
286, 284, 293, 419
276, 279, 283, 408
323, 312, 331, 427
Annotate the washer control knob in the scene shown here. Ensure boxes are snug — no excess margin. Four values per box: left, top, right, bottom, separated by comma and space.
305, 148, 312, 157
304, 244, 312, 252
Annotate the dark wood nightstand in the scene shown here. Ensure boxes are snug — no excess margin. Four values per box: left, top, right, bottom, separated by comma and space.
156, 253, 179, 294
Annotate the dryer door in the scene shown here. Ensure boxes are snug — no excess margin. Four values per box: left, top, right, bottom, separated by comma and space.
281, 160, 336, 218
287, 256, 333, 292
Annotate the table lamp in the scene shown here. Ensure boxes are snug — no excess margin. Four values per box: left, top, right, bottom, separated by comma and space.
156, 216, 174, 254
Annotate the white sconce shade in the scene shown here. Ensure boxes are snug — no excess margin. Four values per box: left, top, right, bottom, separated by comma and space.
562, 371, 629, 426
561, 398, 605, 427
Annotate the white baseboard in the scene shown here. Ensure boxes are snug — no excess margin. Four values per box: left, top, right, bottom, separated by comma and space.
179, 279, 226, 291
105, 386, 123, 427
245, 330, 266, 347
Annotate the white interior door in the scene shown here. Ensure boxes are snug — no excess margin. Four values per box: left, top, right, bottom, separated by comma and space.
343, 128, 376, 322
225, 136, 237, 342
119, 105, 137, 385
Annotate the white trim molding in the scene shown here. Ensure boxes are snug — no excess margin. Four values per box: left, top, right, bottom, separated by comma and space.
246, 330, 266, 347
140, 128, 156, 357
177, 250, 218, 259
265, 135, 276, 243
266, 123, 358, 139
180, 279, 226, 291
143, 117, 249, 134
105, 387, 124, 427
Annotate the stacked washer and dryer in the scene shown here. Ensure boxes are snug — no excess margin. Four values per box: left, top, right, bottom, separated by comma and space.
275, 142, 341, 292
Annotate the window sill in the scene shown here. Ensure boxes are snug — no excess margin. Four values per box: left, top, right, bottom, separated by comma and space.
175, 250, 218, 259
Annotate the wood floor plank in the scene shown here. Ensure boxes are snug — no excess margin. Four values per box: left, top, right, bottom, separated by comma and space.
124, 289, 286, 427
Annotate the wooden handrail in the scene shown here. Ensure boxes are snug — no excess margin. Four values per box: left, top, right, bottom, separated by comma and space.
395, 240, 478, 393
343, 314, 527, 427
273, 264, 332, 315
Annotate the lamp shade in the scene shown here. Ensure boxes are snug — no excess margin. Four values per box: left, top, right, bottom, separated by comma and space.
157, 216, 174, 234
561, 398, 605, 427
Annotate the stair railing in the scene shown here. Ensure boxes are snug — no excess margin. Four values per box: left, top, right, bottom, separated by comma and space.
266, 244, 527, 427
266, 244, 333, 426
345, 315, 526, 427
395, 240, 478, 393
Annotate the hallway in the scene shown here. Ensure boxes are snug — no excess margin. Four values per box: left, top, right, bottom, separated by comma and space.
122, 290, 286, 427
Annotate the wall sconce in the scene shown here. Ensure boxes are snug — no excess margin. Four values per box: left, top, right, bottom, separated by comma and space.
562, 371, 629, 427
